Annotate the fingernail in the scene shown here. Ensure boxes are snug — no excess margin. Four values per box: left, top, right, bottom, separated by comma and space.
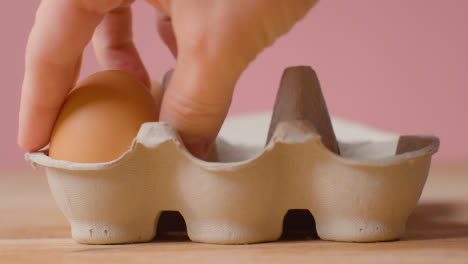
183, 137, 210, 159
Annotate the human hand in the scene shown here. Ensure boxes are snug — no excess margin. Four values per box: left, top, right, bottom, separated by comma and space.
18, 0, 317, 158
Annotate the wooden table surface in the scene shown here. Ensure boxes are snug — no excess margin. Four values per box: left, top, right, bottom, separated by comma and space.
1, 164, 467, 263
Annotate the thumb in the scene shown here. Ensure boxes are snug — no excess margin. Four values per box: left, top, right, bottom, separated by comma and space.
159, 53, 241, 159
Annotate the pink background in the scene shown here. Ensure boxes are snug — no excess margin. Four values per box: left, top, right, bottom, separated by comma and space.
2, 0, 467, 168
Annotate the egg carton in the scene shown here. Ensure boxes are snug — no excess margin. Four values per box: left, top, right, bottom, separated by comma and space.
26, 66, 439, 244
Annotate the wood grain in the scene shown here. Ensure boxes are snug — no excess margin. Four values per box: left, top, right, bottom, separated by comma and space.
1, 164, 467, 263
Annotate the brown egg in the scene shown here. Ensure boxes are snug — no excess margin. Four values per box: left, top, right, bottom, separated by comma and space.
49, 70, 158, 163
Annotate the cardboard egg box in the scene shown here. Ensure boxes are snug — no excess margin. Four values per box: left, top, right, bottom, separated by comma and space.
26, 66, 439, 244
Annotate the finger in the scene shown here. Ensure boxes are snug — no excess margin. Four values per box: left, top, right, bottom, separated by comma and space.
18, 0, 116, 151
155, 9, 177, 57
146, 0, 170, 14
93, 5, 150, 88
159, 53, 241, 159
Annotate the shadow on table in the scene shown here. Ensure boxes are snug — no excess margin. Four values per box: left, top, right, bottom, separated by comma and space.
153, 209, 319, 242
152, 202, 468, 243
404, 201, 468, 241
